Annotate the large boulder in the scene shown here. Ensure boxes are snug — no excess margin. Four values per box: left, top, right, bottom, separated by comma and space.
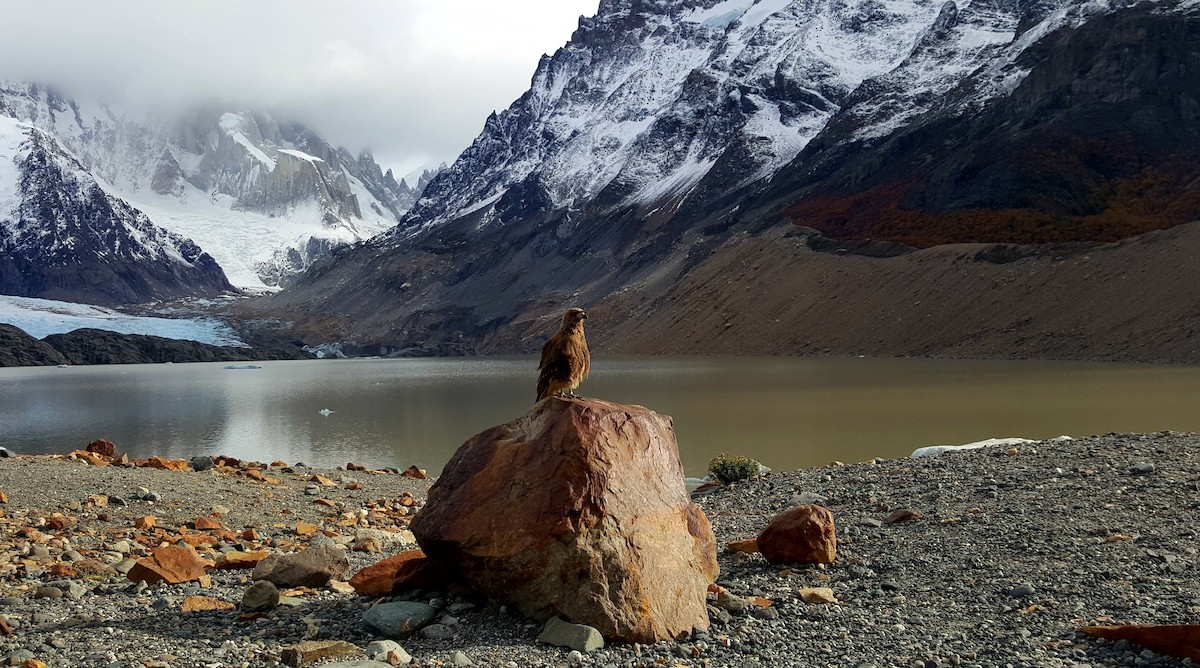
409, 397, 718, 642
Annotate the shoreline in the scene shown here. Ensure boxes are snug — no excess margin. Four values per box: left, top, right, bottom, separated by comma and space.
0, 433, 1197, 666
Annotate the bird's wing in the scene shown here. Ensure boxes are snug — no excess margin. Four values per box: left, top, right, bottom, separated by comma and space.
537, 334, 569, 400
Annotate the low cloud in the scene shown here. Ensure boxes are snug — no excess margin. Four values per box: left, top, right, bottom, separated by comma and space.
1, 0, 599, 176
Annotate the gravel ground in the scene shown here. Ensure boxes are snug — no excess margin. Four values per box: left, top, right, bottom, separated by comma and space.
0, 432, 1197, 667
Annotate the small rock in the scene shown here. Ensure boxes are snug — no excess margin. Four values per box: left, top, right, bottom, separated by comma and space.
885, 509, 922, 523
451, 650, 474, 666
127, 544, 209, 585
1009, 584, 1036, 598
34, 586, 63, 600
538, 616, 604, 652
1130, 462, 1156, 475
252, 545, 349, 587
362, 601, 438, 638
714, 590, 749, 614
190, 456, 216, 472
420, 623, 453, 639
567, 650, 584, 665
799, 587, 839, 604
242, 581, 280, 611
365, 640, 409, 663
280, 640, 364, 667
757, 504, 837, 564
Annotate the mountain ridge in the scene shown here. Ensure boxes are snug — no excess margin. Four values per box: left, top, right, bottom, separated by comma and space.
0, 82, 435, 289
251, 0, 1200, 363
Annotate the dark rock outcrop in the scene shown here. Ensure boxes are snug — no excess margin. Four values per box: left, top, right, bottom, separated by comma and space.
409, 397, 718, 642
0, 324, 68, 366
35, 328, 311, 365
0, 120, 235, 305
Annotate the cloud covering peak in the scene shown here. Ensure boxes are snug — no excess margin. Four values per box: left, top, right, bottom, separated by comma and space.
2, 0, 599, 175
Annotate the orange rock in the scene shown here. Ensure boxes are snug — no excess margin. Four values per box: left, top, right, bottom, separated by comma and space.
270, 460, 289, 467
401, 465, 428, 480
193, 517, 223, 531
87, 495, 108, 507
68, 450, 109, 466
85, 438, 117, 459
44, 516, 74, 531
313, 498, 337, 508
135, 516, 156, 529
295, 522, 319, 536
1082, 625, 1200, 662
0, 490, 6, 504
48, 563, 76, 578
348, 549, 451, 597
242, 528, 259, 541
126, 544, 209, 584
214, 550, 270, 570
409, 397, 718, 642
0, 616, 10, 636
310, 475, 336, 487
757, 505, 837, 565
748, 596, 773, 608
147, 456, 189, 471
177, 534, 219, 548
244, 470, 268, 482
345, 482, 363, 491
20, 659, 47, 668
727, 538, 759, 554
885, 509, 922, 523
181, 595, 235, 612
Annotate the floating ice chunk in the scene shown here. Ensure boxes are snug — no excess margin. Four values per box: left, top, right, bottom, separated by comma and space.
224, 364, 262, 370
318, 408, 334, 416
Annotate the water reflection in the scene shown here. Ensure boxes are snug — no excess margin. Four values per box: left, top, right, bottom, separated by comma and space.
1, 357, 1199, 476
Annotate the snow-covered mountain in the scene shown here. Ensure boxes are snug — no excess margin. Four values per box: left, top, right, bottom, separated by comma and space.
0, 83, 429, 288
262, 0, 1200, 356
0, 117, 234, 304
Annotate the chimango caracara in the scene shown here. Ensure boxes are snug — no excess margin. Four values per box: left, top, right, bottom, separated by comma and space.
536, 307, 590, 402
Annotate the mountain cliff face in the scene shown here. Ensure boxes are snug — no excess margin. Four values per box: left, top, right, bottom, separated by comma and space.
0, 118, 233, 305
258, 0, 1200, 361
0, 83, 428, 288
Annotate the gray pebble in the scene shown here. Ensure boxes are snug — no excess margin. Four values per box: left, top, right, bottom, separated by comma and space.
1009, 584, 1036, 598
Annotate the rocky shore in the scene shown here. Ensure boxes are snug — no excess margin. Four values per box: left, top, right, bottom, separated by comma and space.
0, 432, 1197, 667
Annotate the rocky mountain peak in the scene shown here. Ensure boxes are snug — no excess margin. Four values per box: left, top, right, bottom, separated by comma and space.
0, 82, 436, 288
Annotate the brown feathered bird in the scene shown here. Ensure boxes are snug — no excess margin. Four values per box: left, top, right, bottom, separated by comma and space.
536, 307, 590, 402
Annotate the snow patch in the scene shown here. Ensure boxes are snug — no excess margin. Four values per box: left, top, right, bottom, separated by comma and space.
277, 148, 324, 163
0, 117, 28, 221
0, 295, 246, 347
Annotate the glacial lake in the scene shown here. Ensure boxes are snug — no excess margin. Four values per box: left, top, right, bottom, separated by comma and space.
2, 356, 1199, 477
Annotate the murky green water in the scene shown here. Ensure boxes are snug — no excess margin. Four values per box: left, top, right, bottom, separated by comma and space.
2, 356, 1198, 476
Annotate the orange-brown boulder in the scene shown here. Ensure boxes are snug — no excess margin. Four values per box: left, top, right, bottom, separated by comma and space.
409, 397, 718, 642
1082, 625, 1200, 662
757, 504, 837, 565
85, 438, 117, 459
127, 544, 210, 584
348, 548, 450, 597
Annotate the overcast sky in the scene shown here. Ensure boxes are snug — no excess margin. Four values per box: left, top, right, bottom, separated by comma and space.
2, 1, 600, 179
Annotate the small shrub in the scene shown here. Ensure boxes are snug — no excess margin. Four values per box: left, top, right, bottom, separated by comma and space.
708, 452, 762, 485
